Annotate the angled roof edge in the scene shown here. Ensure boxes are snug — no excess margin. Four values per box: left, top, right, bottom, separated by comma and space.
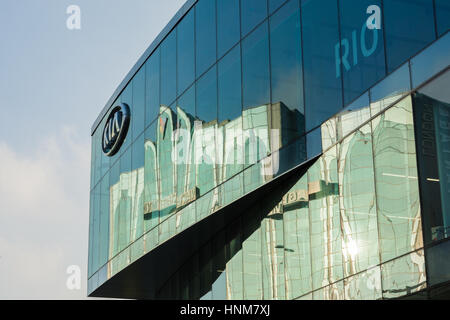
91, 0, 197, 136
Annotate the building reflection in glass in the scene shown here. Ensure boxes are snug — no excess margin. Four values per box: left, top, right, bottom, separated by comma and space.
152, 92, 427, 300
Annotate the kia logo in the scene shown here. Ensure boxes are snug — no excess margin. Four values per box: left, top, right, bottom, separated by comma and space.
102, 103, 130, 156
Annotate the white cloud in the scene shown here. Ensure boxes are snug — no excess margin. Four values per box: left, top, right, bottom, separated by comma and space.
0, 126, 91, 299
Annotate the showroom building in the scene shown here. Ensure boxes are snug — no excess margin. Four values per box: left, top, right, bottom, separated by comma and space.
88, 0, 450, 299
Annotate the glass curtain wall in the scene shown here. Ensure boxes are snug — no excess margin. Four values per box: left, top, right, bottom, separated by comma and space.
88, 0, 449, 292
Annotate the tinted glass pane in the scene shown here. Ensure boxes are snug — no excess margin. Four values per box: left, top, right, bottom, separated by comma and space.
196, 65, 218, 123
221, 114, 244, 181
218, 45, 242, 122
241, 0, 268, 37
339, 124, 379, 277
411, 32, 450, 88
282, 175, 312, 298
384, 0, 436, 72
226, 218, 244, 299
175, 89, 196, 198
132, 134, 144, 170
435, 0, 450, 36
243, 105, 272, 167
372, 96, 422, 262
308, 146, 343, 290
261, 207, 286, 299
242, 212, 262, 299
339, 0, 385, 104
381, 250, 426, 299
119, 147, 132, 251
312, 281, 344, 300
132, 67, 145, 138
157, 108, 175, 213
414, 70, 450, 244
242, 22, 270, 110
426, 240, 450, 286
370, 62, 410, 116
321, 116, 337, 151
302, 0, 342, 131
269, 0, 287, 14
270, 0, 302, 112
176, 92, 198, 200
145, 49, 160, 125
270, 0, 304, 139
177, 9, 195, 96
306, 127, 322, 159
143, 123, 159, 232
92, 185, 100, 271
196, 0, 217, 76
109, 160, 120, 256
337, 92, 370, 141
119, 85, 133, 155
344, 267, 382, 300
130, 135, 144, 241
161, 31, 177, 107
177, 84, 196, 118
217, 0, 240, 58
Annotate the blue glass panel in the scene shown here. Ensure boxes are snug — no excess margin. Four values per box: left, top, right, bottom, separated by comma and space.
306, 127, 322, 159
242, 22, 270, 110
370, 62, 411, 116
411, 32, 450, 88
177, 84, 196, 118
426, 240, 450, 286
119, 146, 132, 251
218, 45, 242, 122
119, 85, 133, 155
99, 175, 110, 266
384, 0, 436, 72
302, 0, 342, 131
414, 70, 450, 244
132, 133, 145, 171
109, 159, 120, 257
177, 9, 195, 95
241, 0, 268, 37
269, 0, 287, 14
337, 92, 371, 141
339, 0, 385, 104
132, 67, 145, 138
435, 0, 450, 36
217, 0, 240, 58
270, 0, 302, 112
110, 156, 120, 187
270, 0, 304, 139
196, 0, 217, 76
92, 184, 100, 272
196, 66, 218, 123
145, 48, 160, 125
161, 31, 177, 107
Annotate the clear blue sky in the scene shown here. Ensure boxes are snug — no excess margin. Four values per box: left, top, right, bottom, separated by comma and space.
0, 0, 185, 299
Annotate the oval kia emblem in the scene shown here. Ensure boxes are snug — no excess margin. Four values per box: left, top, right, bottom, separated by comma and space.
102, 103, 130, 157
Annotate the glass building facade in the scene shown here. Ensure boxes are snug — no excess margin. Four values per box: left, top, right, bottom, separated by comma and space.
88, 0, 450, 300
